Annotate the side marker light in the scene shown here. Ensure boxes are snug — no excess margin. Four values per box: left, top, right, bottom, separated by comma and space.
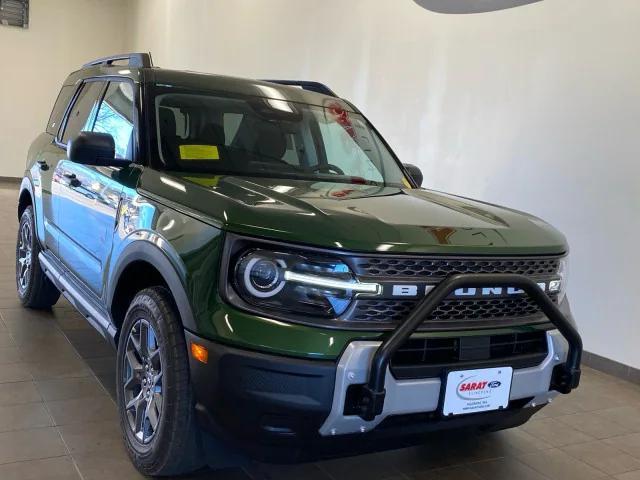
191, 342, 209, 364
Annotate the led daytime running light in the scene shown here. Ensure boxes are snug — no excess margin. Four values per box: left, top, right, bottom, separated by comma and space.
283, 270, 380, 294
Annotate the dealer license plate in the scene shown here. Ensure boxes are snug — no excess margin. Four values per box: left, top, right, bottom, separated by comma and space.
442, 367, 513, 416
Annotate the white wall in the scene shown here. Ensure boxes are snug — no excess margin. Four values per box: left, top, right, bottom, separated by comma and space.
127, 0, 639, 368
0, 0, 129, 178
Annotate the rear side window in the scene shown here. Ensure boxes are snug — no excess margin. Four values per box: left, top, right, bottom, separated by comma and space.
92, 81, 136, 160
46, 85, 75, 136
61, 81, 106, 144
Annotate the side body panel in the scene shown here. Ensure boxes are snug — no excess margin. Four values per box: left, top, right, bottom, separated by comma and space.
26, 133, 68, 253
56, 162, 124, 294
107, 172, 224, 334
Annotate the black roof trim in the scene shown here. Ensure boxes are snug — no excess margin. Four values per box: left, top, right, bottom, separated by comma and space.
261, 80, 337, 97
83, 52, 153, 69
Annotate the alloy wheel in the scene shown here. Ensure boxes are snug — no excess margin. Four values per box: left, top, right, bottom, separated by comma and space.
17, 220, 32, 294
123, 319, 163, 444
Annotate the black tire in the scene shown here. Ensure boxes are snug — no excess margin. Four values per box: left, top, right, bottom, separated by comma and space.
16, 206, 60, 309
116, 286, 204, 477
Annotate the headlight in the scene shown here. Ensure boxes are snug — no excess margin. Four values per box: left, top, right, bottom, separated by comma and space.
237, 253, 286, 298
557, 255, 569, 302
230, 248, 379, 319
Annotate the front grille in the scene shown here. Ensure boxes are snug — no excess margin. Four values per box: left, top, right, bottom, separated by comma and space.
343, 255, 562, 330
353, 295, 556, 329
391, 330, 549, 378
351, 256, 560, 278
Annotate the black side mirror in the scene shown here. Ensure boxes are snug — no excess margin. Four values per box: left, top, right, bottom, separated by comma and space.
403, 163, 423, 187
67, 131, 130, 167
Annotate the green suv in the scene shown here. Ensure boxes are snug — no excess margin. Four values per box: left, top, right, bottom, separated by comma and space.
16, 53, 582, 476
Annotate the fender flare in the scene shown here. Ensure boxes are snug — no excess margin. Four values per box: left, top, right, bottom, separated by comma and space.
107, 239, 198, 332
18, 176, 47, 247
18, 176, 34, 216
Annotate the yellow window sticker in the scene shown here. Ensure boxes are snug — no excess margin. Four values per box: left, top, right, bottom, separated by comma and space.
179, 145, 220, 160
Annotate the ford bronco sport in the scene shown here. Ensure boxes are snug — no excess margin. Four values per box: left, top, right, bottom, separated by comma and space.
16, 53, 582, 476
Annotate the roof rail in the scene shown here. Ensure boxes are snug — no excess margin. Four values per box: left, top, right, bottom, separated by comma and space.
83, 52, 153, 69
262, 80, 337, 97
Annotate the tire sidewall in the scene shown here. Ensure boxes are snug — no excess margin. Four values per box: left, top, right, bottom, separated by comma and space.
16, 207, 37, 302
116, 290, 181, 465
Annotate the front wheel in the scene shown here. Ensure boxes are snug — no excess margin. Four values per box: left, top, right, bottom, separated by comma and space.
16, 206, 60, 309
116, 287, 204, 476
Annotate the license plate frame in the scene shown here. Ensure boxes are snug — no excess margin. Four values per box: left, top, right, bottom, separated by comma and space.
442, 366, 513, 416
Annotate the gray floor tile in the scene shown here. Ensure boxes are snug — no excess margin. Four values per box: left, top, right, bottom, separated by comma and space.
607, 387, 640, 409
557, 411, 636, 439
564, 386, 631, 412
16, 339, 81, 363
562, 440, 640, 475
317, 451, 404, 479
58, 419, 123, 455
63, 328, 108, 346
407, 465, 483, 479
0, 455, 81, 480
447, 432, 539, 464
0, 380, 41, 406
615, 470, 640, 480
9, 329, 68, 347
247, 461, 332, 480
481, 427, 551, 455
0, 427, 67, 464
0, 332, 15, 348
518, 448, 609, 479
0, 307, 66, 324
521, 416, 596, 446
66, 337, 114, 360
0, 402, 53, 432
604, 433, 640, 459
377, 444, 456, 474
55, 314, 94, 331
36, 376, 107, 402
0, 362, 32, 383
0, 298, 26, 309
47, 395, 117, 426
26, 357, 92, 380
84, 355, 116, 376
597, 406, 640, 433
467, 457, 550, 480
0, 346, 21, 364
0, 316, 63, 333
72, 447, 146, 480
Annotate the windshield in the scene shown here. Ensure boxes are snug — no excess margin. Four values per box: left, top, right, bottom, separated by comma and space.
154, 89, 410, 187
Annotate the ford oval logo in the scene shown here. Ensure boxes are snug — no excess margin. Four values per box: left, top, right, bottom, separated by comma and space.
488, 381, 502, 388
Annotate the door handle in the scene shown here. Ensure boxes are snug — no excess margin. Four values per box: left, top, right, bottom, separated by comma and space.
36, 159, 49, 171
62, 172, 81, 187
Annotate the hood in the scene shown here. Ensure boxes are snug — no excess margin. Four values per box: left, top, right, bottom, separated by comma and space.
138, 170, 567, 255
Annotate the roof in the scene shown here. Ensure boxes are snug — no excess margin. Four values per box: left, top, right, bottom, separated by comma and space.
149, 68, 343, 107
64, 53, 350, 110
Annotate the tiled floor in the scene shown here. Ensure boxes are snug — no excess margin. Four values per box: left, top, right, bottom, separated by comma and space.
0, 184, 639, 479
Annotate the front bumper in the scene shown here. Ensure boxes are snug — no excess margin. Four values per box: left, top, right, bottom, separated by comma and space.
320, 330, 567, 436
187, 273, 582, 462
186, 328, 570, 462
